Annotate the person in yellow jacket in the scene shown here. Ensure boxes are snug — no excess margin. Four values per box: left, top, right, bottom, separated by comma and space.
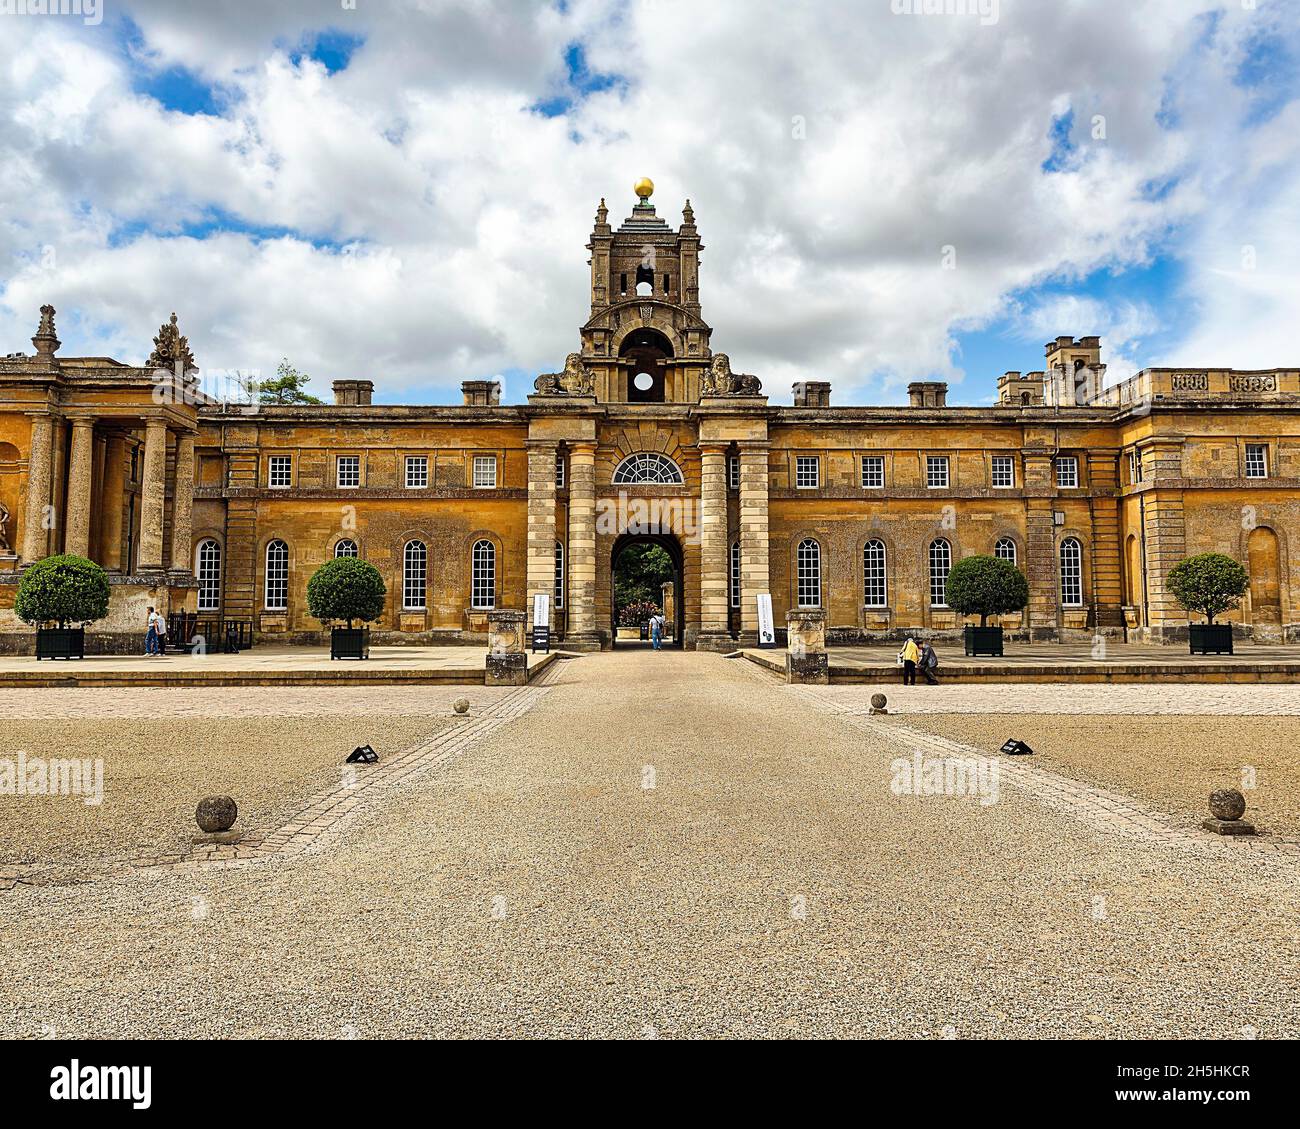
898, 636, 920, 685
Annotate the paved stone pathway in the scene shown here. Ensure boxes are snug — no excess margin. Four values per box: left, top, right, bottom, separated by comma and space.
1, 652, 1297, 1038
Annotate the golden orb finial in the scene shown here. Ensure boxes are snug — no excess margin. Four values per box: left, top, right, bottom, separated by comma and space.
634, 177, 654, 202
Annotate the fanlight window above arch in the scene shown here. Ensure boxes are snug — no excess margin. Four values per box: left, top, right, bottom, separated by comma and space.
612, 452, 684, 485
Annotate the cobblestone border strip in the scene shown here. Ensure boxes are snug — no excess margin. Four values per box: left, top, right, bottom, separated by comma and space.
786, 680, 1300, 860
0, 659, 570, 892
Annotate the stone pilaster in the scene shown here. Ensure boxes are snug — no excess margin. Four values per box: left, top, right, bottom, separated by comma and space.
100, 434, 127, 571
138, 417, 168, 572
698, 442, 729, 644
567, 441, 598, 643
170, 430, 196, 574
738, 443, 770, 640
64, 416, 96, 558
526, 440, 558, 633
1086, 450, 1124, 630
21, 413, 54, 564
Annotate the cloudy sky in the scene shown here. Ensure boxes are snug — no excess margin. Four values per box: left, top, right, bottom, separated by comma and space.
1, 0, 1296, 404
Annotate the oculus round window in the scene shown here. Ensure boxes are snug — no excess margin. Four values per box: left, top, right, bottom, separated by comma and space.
633, 372, 654, 391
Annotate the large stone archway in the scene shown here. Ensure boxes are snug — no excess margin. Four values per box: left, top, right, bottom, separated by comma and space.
609, 532, 684, 648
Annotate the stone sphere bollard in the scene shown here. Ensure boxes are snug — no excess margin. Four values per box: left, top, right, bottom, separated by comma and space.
869, 692, 888, 716
195, 795, 238, 834
453, 697, 470, 715
1208, 788, 1247, 822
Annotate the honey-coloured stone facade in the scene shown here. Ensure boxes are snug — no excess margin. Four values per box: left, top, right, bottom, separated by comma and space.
2, 187, 1298, 652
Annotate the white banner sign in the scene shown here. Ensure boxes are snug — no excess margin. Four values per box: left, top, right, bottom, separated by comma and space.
756, 593, 775, 646
532, 593, 550, 630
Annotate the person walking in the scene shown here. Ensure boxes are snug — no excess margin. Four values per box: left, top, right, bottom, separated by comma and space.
899, 635, 920, 685
919, 639, 939, 685
650, 611, 663, 651
144, 606, 162, 657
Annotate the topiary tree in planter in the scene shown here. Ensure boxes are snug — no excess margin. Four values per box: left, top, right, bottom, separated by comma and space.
1167, 552, 1248, 654
15, 554, 111, 660
945, 554, 1030, 656
306, 557, 386, 659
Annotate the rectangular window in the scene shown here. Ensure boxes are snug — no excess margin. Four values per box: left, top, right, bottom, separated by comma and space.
1056, 456, 1079, 488
1128, 450, 1143, 484
991, 455, 1014, 488
405, 455, 429, 489
795, 456, 820, 489
336, 455, 360, 488
926, 455, 949, 488
728, 455, 740, 490
268, 455, 292, 489
473, 455, 497, 489
861, 455, 884, 489
555, 452, 566, 489
1245, 444, 1268, 479
554, 542, 564, 609
730, 542, 741, 608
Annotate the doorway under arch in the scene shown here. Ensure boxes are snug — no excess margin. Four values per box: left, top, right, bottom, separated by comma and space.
610, 532, 684, 648
1247, 526, 1282, 630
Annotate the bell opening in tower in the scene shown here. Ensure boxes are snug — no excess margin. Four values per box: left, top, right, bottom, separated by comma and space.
620, 328, 672, 403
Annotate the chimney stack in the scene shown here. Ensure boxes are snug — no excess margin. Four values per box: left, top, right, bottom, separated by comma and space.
461, 380, 501, 406
907, 381, 948, 408
792, 381, 831, 408
332, 380, 374, 406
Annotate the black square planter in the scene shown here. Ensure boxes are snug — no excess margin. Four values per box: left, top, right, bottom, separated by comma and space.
331, 627, 370, 660
1189, 623, 1233, 655
35, 627, 85, 660
964, 625, 1004, 657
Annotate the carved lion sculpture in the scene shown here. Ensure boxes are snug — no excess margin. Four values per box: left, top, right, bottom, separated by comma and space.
534, 353, 595, 396
701, 353, 761, 397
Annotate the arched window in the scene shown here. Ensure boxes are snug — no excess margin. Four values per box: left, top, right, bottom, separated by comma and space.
403, 540, 427, 610
196, 539, 222, 612
471, 540, 496, 609
994, 537, 1017, 565
264, 540, 289, 611
1060, 537, 1083, 607
554, 541, 564, 609
730, 541, 741, 608
612, 452, 684, 485
863, 539, 887, 608
929, 539, 951, 607
334, 539, 359, 558
796, 539, 821, 608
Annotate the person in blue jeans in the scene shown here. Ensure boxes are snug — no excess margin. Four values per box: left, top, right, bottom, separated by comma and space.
650, 613, 663, 651
144, 606, 162, 656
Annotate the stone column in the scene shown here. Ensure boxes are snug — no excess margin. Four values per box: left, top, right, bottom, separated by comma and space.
525, 440, 558, 633
566, 441, 599, 643
170, 430, 196, 573
138, 417, 169, 572
64, 416, 96, 558
21, 413, 54, 564
698, 442, 729, 645
99, 434, 127, 571
738, 443, 770, 640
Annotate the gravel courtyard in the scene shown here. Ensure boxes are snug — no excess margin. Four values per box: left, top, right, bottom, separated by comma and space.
1, 653, 1297, 1039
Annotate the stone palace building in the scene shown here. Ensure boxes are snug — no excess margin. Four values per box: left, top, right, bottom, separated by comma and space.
1, 181, 1298, 651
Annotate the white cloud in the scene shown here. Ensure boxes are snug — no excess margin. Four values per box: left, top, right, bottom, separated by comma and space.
0, 0, 1295, 403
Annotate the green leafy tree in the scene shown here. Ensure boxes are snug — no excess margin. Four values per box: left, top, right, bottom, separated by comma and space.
257, 359, 323, 405
1167, 552, 1248, 625
945, 554, 1030, 627
613, 543, 674, 618
15, 554, 111, 628
306, 558, 386, 629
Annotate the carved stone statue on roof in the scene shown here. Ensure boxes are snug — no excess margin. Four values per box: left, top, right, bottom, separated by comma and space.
534, 352, 595, 396
147, 312, 196, 374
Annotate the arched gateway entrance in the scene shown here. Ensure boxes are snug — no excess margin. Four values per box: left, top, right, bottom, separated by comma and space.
610, 533, 684, 648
